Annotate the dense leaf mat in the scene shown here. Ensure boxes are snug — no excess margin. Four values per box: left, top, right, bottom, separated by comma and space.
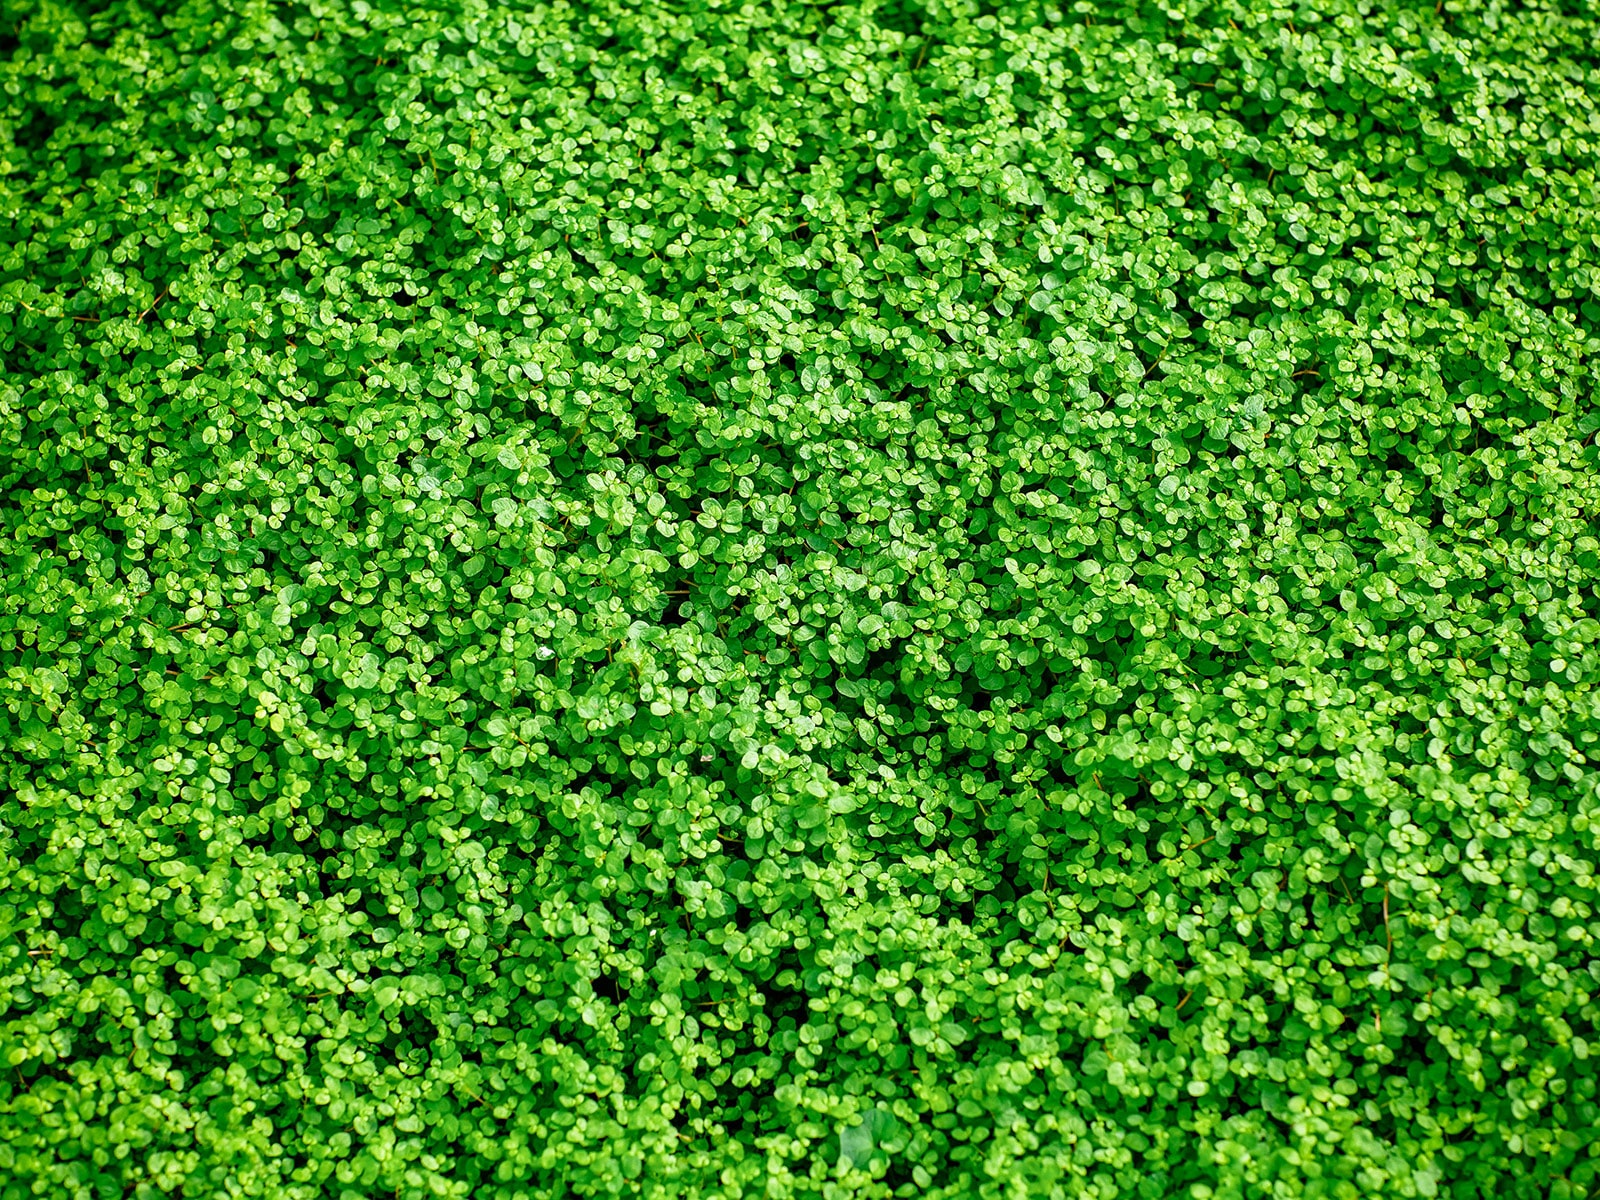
4, 0, 1600, 1196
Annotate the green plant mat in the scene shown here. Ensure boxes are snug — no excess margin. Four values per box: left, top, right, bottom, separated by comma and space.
3, 0, 1600, 1197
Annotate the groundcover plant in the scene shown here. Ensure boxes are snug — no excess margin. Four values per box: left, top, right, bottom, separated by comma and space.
5, 0, 1600, 1196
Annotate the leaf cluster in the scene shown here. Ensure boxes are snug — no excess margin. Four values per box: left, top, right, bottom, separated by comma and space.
4, 0, 1600, 1197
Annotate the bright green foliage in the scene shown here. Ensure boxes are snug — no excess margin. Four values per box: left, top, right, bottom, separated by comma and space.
5, 0, 1600, 1196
